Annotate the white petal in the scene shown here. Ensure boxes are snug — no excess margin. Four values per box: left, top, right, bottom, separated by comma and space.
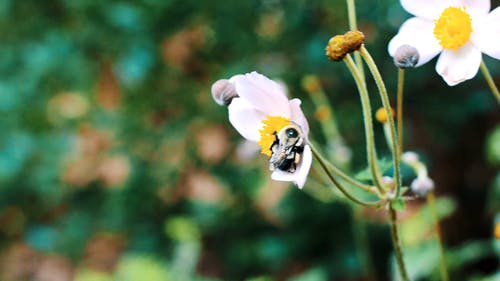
435, 42, 482, 86
289, 98, 309, 136
232, 72, 291, 118
471, 7, 500, 60
400, 0, 452, 20
271, 144, 312, 189
388, 17, 442, 67
461, 0, 490, 17
228, 97, 266, 142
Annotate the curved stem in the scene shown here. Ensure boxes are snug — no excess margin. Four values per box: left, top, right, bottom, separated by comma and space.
344, 55, 384, 194
389, 204, 410, 281
358, 46, 401, 197
310, 143, 381, 207
427, 192, 449, 281
310, 141, 377, 194
479, 60, 500, 105
346, 0, 365, 83
397, 68, 405, 155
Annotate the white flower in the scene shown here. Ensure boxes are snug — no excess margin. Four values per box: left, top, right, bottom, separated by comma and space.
216, 71, 312, 188
410, 176, 435, 197
388, 0, 500, 86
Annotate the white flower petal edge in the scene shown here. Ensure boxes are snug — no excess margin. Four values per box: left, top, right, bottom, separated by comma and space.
231, 72, 291, 118
271, 144, 312, 189
461, 0, 490, 17
471, 6, 500, 60
388, 17, 442, 67
436, 42, 482, 86
400, 0, 451, 20
289, 98, 310, 136
228, 97, 266, 142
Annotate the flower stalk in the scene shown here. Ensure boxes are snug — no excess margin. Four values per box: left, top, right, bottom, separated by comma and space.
389, 204, 410, 281
344, 54, 384, 194
479, 60, 500, 105
310, 143, 381, 207
397, 68, 404, 155
358, 46, 402, 197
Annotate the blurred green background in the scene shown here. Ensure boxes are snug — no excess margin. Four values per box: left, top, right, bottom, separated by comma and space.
0, 0, 499, 280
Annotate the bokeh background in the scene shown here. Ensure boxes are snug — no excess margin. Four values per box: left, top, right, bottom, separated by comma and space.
0, 0, 499, 280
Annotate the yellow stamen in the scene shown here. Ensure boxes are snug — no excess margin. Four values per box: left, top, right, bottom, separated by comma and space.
434, 7, 472, 51
258, 116, 291, 157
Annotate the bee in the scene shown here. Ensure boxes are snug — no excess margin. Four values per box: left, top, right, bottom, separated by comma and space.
269, 123, 305, 173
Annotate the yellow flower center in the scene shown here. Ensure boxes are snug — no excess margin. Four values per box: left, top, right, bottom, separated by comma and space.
434, 7, 472, 51
258, 116, 291, 157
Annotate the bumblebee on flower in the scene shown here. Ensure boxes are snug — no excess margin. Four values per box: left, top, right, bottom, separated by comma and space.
211, 72, 312, 188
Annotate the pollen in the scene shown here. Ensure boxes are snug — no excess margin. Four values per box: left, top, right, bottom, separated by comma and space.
434, 7, 472, 51
258, 116, 291, 157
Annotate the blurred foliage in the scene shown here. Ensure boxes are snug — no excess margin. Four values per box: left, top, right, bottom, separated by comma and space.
0, 0, 498, 280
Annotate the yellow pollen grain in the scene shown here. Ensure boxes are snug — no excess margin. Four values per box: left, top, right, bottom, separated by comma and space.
434, 6, 472, 51
258, 116, 291, 157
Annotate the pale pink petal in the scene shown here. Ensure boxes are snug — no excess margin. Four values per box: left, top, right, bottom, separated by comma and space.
388, 17, 442, 67
289, 98, 309, 136
435, 42, 482, 86
461, 0, 490, 17
228, 97, 266, 142
271, 144, 312, 188
231, 72, 291, 118
471, 7, 500, 60
400, 0, 452, 20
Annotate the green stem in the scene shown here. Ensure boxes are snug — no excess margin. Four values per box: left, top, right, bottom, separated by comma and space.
427, 192, 449, 281
346, 0, 365, 83
479, 60, 500, 105
397, 68, 404, 156
310, 143, 381, 207
310, 141, 376, 194
344, 55, 384, 195
359, 46, 401, 197
389, 204, 410, 281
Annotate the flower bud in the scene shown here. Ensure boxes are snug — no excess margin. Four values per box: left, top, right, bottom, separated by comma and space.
211, 79, 238, 106
393, 45, 419, 68
410, 176, 434, 197
381, 176, 395, 189
325, 30, 365, 61
401, 151, 419, 164
495, 222, 500, 240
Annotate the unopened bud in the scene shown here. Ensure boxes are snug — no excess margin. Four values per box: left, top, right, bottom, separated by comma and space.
393, 45, 419, 68
410, 176, 434, 197
495, 222, 500, 240
326, 30, 365, 61
375, 107, 395, 124
381, 176, 395, 189
211, 79, 238, 106
402, 151, 419, 164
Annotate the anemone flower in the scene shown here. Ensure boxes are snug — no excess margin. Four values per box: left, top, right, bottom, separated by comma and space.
388, 0, 500, 86
212, 72, 312, 188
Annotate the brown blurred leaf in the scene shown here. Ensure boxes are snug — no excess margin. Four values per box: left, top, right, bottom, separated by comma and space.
0, 243, 40, 281
33, 255, 74, 281
83, 233, 125, 273
194, 125, 230, 164
96, 61, 121, 110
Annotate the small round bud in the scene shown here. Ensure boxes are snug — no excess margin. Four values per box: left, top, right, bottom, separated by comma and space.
325, 30, 365, 61
381, 176, 395, 189
402, 151, 419, 164
325, 35, 347, 61
211, 79, 238, 106
393, 45, 419, 68
343, 30, 365, 53
410, 176, 434, 197
375, 107, 395, 123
